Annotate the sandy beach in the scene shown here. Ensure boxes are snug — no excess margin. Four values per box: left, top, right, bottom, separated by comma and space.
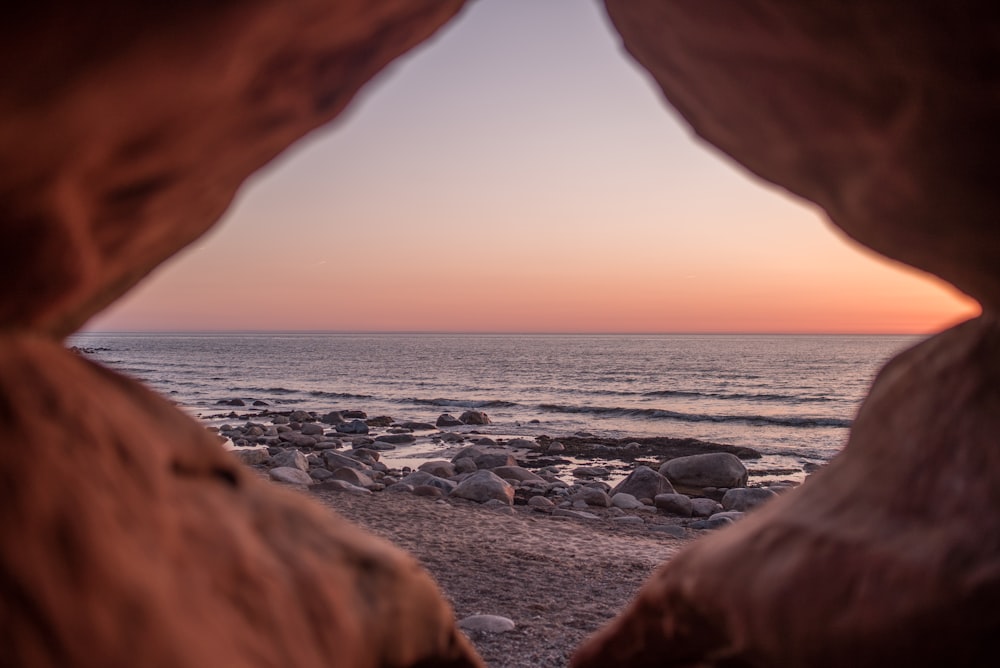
313, 488, 690, 667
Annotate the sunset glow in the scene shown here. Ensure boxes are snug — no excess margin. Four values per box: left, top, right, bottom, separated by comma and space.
88, 0, 979, 335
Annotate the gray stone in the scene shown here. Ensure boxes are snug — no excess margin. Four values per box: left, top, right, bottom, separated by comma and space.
300, 422, 325, 436
320, 411, 345, 425
611, 465, 674, 500
506, 438, 537, 449
309, 468, 334, 481
412, 485, 445, 499
690, 497, 723, 517
269, 449, 308, 472
691, 515, 739, 530
654, 493, 694, 517
450, 470, 514, 505
396, 421, 436, 431
277, 432, 317, 448
474, 453, 516, 470
610, 492, 644, 510
659, 453, 749, 495
450, 446, 485, 462
313, 440, 342, 450
721, 487, 779, 512
330, 467, 374, 488
321, 450, 367, 471
457, 615, 515, 634
311, 479, 371, 495
272, 415, 290, 425
491, 465, 546, 483
528, 495, 554, 509
229, 447, 269, 466
386, 483, 414, 494
572, 466, 611, 479
374, 433, 416, 445
268, 467, 312, 485
459, 410, 491, 425
335, 419, 369, 434
436, 413, 464, 427
545, 441, 565, 453
418, 460, 456, 478
453, 457, 477, 473
400, 470, 457, 494
648, 524, 687, 538
573, 487, 611, 507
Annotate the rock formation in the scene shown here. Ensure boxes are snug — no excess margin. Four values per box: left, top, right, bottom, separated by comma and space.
572, 1, 1000, 665
2, 0, 998, 666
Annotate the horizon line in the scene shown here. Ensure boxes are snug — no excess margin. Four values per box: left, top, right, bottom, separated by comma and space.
76, 328, 929, 337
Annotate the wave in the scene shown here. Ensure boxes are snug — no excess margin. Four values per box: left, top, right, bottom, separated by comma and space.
405, 397, 519, 409
642, 389, 834, 403
230, 386, 373, 401
538, 403, 851, 429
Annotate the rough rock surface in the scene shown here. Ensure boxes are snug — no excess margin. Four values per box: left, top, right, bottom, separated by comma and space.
450, 471, 515, 505
610, 465, 675, 501
0, 337, 480, 667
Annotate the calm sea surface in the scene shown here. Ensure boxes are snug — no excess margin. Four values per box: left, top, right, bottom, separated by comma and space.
70, 333, 918, 470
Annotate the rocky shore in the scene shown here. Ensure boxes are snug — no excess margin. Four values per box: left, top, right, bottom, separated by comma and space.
209, 404, 804, 666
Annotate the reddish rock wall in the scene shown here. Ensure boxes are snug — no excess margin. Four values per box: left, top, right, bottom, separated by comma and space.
572, 2, 999, 665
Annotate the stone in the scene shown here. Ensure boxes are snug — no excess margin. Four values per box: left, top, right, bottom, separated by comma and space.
386, 483, 414, 494
440, 432, 466, 443
400, 471, 457, 494
269, 449, 309, 472
545, 441, 565, 453
647, 525, 686, 538
491, 465, 546, 483
453, 457, 477, 473
612, 516, 645, 527
309, 468, 334, 482
528, 495, 554, 509
412, 485, 444, 499
300, 422, 325, 436
654, 493, 693, 517
374, 433, 416, 445
458, 615, 515, 634
572, 466, 611, 479
610, 493, 644, 510
689, 515, 738, 531
341, 410, 367, 420
269, 467, 313, 486
396, 421, 436, 431
473, 453, 516, 470
277, 432, 317, 448
473, 437, 497, 447
320, 411, 345, 425
610, 465, 674, 500
721, 487, 779, 512
459, 410, 491, 425
436, 413, 464, 427
658, 453, 749, 495
229, 447, 269, 466
690, 497, 724, 518
365, 415, 393, 427
218, 398, 245, 406
321, 451, 367, 472
450, 471, 514, 505
335, 419, 369, 435
252, 400, 269, 407
506, 438, 537, 449
330, 467, 374, 489
573, 487, 611, 508
418, 460, 457, 478
271, 415, 290, 425
311, 480, 372, 495
451, 446, 485, 462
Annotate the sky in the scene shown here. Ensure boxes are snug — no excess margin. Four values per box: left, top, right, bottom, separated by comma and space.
89, 0, 979, 334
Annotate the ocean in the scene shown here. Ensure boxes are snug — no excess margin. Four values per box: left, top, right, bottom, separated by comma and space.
69, 332, 918, 476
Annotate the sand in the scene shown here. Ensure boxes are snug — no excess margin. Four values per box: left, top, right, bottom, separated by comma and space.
312, 488, 692, 668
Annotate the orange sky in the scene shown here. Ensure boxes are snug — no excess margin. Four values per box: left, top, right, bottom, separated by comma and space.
88, 0, 980, 335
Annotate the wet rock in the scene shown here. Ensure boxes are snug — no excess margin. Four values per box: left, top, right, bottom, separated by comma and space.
474, 453, 515, 470
453, 457, 477, 473
269, 449, 308, 472
690, 497, 724, 518
573, 487, 611, 508
572, 466, 611, 479
491, 465, 546, 483
659, 453, 749, 495
721, 487, 779, 512
436, 413, 464, 427
419, 460, 457, 478
553, 508, 600, 520
528, 495, 554, 509
610, 465, 674, 499
269, 467, 312, 486
400, 471, 457, 494
335, 419, 369, 435
331, 467, 374, 488
374, 433, 416, 445
450, 470, 514, 505
610, 492, 644, 510
320, 411, 345, 425
459, 410, 491, 425
300, 423, 325, 436
278, 432, 317, 448
654, 493, 693, 517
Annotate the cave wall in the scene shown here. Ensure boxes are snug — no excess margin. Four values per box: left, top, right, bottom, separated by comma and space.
1, 0, 997, 666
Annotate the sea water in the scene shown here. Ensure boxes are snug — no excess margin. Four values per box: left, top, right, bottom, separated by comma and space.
70, 332, 918, 473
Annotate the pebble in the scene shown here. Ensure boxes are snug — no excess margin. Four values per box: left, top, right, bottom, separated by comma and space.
457, 615, 515, 634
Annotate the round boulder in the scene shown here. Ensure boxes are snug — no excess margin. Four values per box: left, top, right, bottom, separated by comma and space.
459, 410, 491, 425
610, 465, 675, 501
436, 413, 464, 427
450, 470, 514, 505
721, 487, 779, 512
419, 460, 457, 478
658, 453, 748, 495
